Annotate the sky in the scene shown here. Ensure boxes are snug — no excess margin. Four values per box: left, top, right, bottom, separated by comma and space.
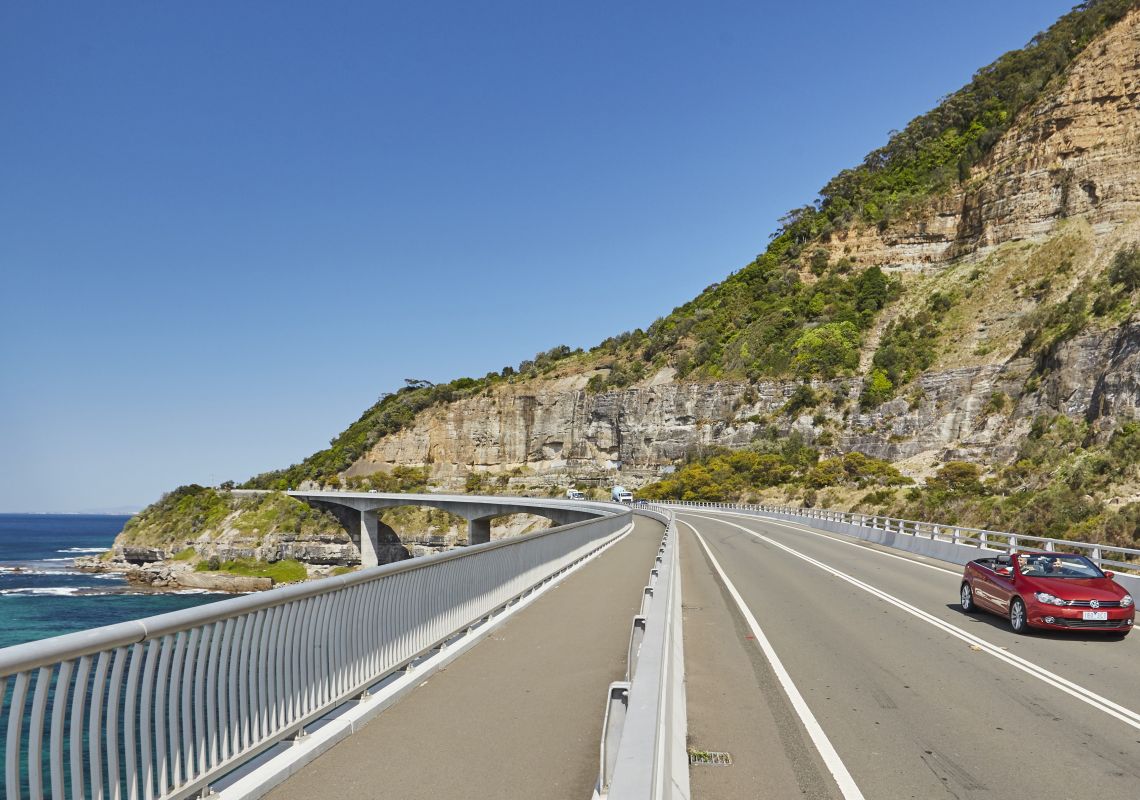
0, 0, 1079, 513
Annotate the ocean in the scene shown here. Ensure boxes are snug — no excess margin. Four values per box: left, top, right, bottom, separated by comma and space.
0, 513, 227, 650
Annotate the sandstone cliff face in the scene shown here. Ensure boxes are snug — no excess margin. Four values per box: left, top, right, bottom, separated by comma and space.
346, 11, 1140, 488
819, 9, 1140, 272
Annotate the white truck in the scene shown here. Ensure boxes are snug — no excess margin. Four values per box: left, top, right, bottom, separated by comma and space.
611, 485, 633, 503
566, 489, 586, 500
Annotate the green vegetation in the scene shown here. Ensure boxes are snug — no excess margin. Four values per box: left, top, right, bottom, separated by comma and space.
213, 3, 1133, 493
595, 1, 1131, 384
642, 415, 1140, 548
120, 485, 231, 547
639, 435, 908, 502
171, 547, 196, 561
121, 488, 341, 549
195, 558, 308, 585
343, 466, 429, 493
1019, 242, 1140, 378
230, 492, 339, 538
801, 0, 1133, 233
861, 292, 953, 407
884, 417, 1140, 546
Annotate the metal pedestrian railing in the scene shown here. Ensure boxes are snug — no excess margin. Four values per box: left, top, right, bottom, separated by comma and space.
0, 507, 631, 800
665, 501, 1140, 575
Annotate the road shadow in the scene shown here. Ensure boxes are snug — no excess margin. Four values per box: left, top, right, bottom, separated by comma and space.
943, 603, 1131, 642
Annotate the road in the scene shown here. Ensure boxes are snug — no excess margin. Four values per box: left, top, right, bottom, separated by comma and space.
679, 509, 1140, 800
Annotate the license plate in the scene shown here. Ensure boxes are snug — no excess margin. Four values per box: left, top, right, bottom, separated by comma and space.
1082, 611, 1108, 621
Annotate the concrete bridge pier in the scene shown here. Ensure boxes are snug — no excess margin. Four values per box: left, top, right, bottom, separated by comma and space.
313, 502, 411, 568
467, 517, 492, 545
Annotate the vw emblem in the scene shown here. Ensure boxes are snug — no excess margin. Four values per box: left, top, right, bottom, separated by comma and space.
1090, 599, 1100, 609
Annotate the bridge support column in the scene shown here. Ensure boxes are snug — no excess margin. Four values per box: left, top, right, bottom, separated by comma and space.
360, 510, 382, 568
468, 517, 492, 546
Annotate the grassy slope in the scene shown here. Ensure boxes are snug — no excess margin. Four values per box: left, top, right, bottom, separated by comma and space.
119, 488, 341, 550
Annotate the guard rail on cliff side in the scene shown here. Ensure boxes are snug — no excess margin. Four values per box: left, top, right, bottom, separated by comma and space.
594, 507, 689, 800
666, 501, 1140, 575
0, 500, 631, 800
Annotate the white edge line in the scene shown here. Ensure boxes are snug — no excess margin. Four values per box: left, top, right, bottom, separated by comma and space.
678, 518, 866, 800
687, 512, 1140, 732
682, 508, 961, 576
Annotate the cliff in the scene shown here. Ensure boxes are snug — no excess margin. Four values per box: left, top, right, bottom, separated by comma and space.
335, 5, 1140, 496
124, 2, 1140, 569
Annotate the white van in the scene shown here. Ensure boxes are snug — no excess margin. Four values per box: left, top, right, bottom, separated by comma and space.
566, 489, 586, 500
611, 486, 633, 503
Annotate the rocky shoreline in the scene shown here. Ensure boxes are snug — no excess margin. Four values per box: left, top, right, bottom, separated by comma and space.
74, 555, 278, 593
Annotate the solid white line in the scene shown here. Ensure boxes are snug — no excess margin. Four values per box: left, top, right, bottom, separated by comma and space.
687, 512, 1140, 732
679, 508, 961, 576
678, 518, 867, 800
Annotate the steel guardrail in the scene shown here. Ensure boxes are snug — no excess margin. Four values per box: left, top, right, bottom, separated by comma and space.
0, 499, 632, 800
594, 506, 689, 800
665, 501, 1140, 574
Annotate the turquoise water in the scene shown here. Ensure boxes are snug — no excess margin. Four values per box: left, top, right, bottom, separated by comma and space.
0, 514, 226, 650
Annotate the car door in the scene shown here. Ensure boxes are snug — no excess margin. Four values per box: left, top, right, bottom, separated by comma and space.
972, 558, 1010, 612
987, 559, 1018, 614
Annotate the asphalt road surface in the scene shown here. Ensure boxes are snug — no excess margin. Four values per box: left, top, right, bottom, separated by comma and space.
678, 509, 1140, 800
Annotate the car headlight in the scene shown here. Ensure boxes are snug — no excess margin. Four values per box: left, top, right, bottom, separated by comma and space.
1122, 594, 1134, 608
1034, 592, 1066, 606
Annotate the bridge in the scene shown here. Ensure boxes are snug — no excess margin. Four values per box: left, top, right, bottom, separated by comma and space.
266, 489, 608, 565
1, 495, 1138, 799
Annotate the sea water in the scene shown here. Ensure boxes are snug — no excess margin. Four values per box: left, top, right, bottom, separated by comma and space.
0, 514, 226, 650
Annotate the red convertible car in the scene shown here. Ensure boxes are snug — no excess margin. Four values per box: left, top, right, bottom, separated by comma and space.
960, 551, 1134, 636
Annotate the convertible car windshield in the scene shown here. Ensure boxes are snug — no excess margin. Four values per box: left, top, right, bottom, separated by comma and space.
1017, 553, 1102, 578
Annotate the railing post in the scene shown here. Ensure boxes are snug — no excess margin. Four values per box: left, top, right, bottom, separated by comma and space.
1043, 540, 1055, 552
979, 530, 988, 549
1009, 535, 1018, 553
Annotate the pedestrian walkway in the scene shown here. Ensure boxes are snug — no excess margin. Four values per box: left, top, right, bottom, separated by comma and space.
266, 516, 663, 800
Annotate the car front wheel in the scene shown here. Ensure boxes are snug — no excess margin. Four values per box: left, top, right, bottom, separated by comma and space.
1009, 597, 1028, 634
960, 583, 976, 613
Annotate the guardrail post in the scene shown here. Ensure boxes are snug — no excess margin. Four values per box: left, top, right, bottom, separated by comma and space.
640, 586, 654, 616
626, 617, 647, 682
952, 527, 960, 545
1091, 546, 1102, 565
598, 682, 630, 795
1043, 541, 1055, 552
979, 530, 988, 549
1009, 535, 1018, 553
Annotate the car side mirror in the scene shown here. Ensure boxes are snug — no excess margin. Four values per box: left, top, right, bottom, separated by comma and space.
1103, 570, 1114, 578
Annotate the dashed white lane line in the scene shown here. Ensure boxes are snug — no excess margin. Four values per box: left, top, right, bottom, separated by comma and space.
678, 518, 867, 800
686, 511, 1140, 732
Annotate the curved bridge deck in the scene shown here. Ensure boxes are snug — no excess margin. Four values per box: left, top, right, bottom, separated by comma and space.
258, 516, 663, 800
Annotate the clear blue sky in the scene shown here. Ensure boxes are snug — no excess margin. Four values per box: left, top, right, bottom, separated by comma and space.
1, 1, 1078, 512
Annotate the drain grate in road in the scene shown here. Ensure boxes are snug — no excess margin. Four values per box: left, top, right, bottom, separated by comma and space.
688, 749, 733, 766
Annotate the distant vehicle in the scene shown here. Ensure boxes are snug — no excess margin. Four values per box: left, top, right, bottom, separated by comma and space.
566, 489, 586, 500
960, 552, 1134, 636
368, 489, 378, 493
611, 486, 633, 503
